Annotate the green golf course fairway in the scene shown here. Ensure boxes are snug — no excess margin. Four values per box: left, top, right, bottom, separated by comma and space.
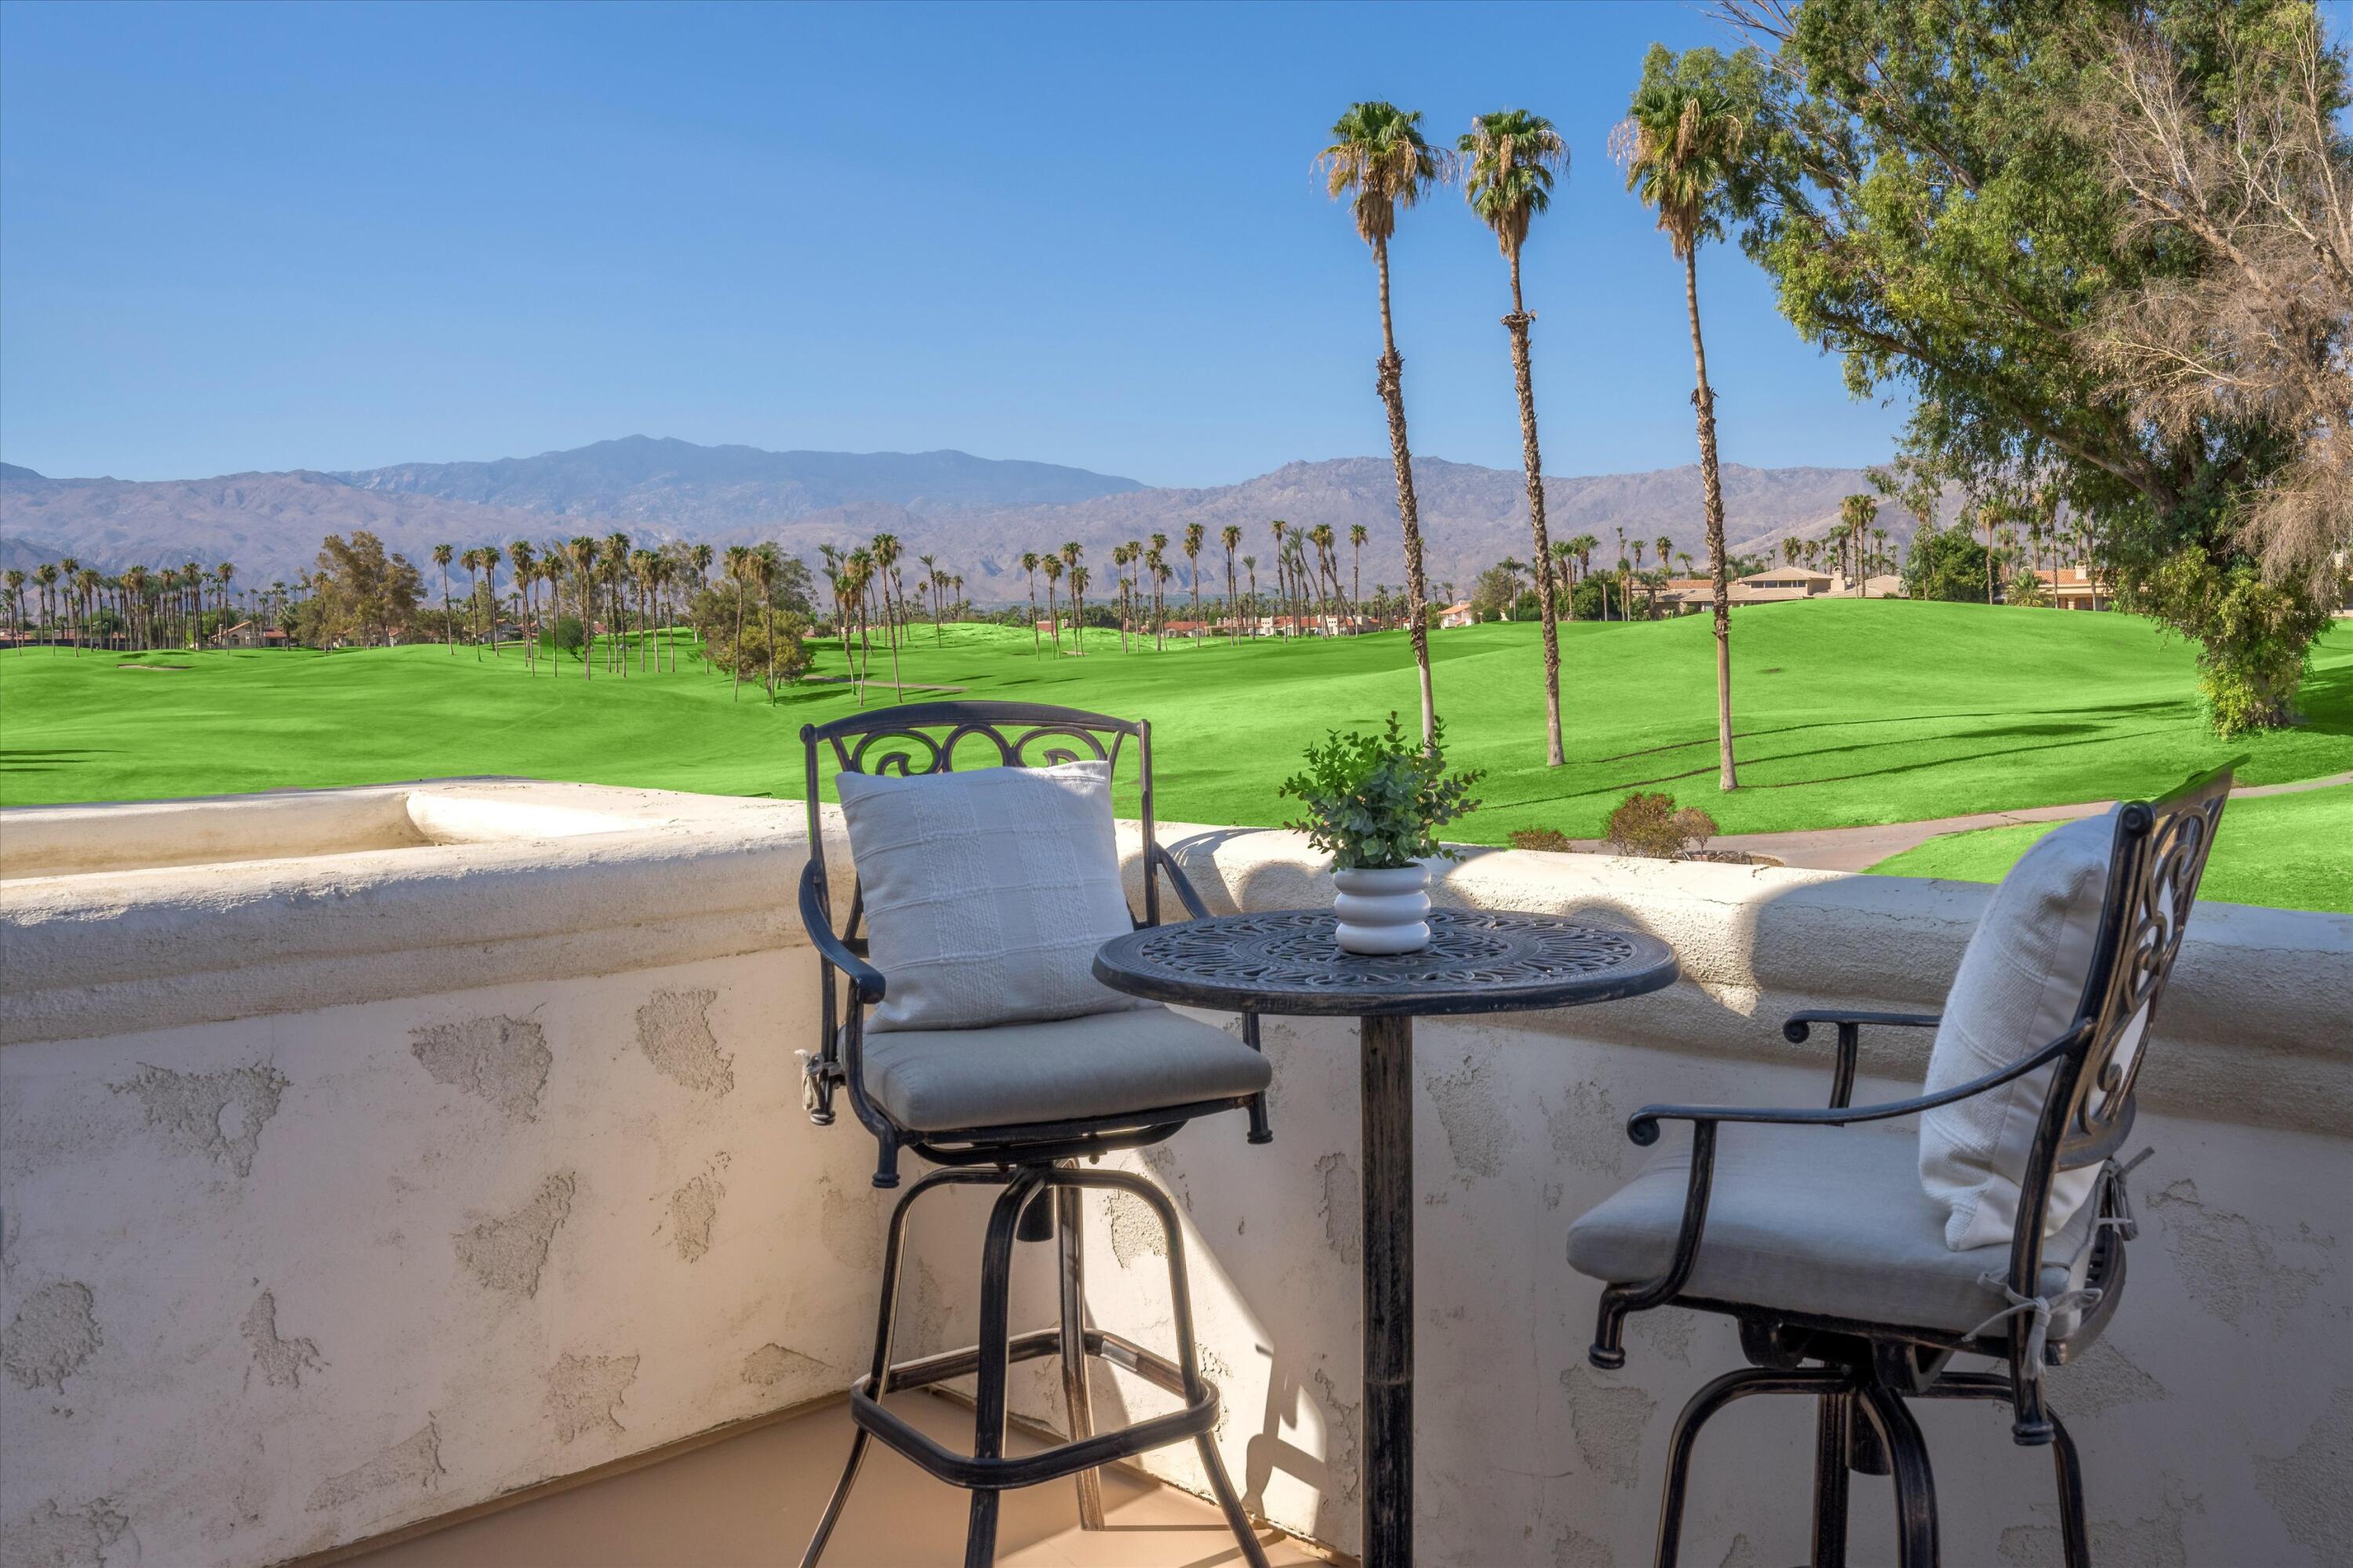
5, 601, 2349, 878
1864, 782, 2352, 915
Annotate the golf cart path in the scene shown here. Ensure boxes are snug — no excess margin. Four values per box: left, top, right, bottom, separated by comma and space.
1569, 770, 2353, 875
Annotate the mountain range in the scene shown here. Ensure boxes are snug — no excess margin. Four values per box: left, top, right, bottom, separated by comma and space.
1, 438, 1940, 597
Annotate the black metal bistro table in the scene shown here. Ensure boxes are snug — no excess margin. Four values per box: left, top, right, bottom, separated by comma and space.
1093, 907, 1679, 1567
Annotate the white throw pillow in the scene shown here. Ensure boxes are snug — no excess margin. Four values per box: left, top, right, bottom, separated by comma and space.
1918, 810, 2119, 1251
835, 759, 1149, 1034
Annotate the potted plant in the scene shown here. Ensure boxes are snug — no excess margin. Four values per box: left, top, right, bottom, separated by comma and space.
1279, 714, 1484, 955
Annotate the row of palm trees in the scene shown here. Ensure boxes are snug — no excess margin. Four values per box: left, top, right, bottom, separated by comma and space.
1318, 72, 1750, 784
422, 534, 718, 681
4, 558, 249, 653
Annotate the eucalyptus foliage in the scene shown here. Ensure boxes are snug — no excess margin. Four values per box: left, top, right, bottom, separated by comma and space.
1280, 713, 1485, 871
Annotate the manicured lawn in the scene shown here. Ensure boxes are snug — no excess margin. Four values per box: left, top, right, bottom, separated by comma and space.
1864, 783, 2353, 915
4, 602, 2349, 857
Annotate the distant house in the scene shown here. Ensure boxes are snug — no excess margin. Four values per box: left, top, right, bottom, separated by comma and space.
1436, 601, 1475, 629
2020, 566, 2111, 610
1731, 566, 1835, 602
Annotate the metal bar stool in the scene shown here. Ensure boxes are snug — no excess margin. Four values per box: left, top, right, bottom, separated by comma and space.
793, 701, 1274, 1568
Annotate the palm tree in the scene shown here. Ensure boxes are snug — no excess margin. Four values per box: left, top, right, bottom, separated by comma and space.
31, 563, 57, 653
507, 542, 537, 675
1041, 553, 1064, 652
1060, 542, 1084, 653
432, 544, 456, 654
1242, 556, 1259, 637
1268, 520, 1290, 632
721, 546, 751, 700
1616, 60, 1748, 791
746, 544, 783, 701
1147, 533, 1169, 647
1175, 525, 1202, 645
564, 537, 600, 679
1838, 496, 1878, 596
1020, 551, 1042, 652
1347, 524, 1368, 631
4, 569, 24, 652
1460, 107, 1570, 762
1322, 100, 1449, 743
1217, 526, 1242, 644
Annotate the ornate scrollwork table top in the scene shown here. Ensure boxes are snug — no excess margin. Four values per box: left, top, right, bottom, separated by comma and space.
1094, 908, 1679, 1019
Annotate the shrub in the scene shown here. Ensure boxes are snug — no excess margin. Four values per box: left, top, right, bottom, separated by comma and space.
1508, 827, 1574, 852
1280, 713, 1484, 870
541, 616, 585, 654
1603, 791, 1719, 860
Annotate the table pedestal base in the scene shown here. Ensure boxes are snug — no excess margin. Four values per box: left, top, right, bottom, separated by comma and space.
1361, 1013, 1413, 1567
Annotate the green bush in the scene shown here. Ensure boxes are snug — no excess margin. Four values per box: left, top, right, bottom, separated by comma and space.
1280, 713, 1484, 870
541, 616, 585, 654
1604, 791, 1719, 859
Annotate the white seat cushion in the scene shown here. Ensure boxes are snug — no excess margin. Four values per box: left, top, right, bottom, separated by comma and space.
1919, 809, 2118, 1251
1567, 1122, 2099, 1337
860, 1006, 1273, 1131
835, 759, 1151, 1033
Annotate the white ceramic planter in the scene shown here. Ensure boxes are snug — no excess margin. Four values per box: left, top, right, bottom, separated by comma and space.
1332, 864, 1432, 955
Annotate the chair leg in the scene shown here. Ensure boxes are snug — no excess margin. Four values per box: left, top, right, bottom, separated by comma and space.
2048, 1407, 2091, 1568
1810, 1391, 1852, 1568
1856, 1382, 1940, 1568
1653, 1367, 1837, 1568
1053, 1182, 1107, 1530
962, 1171, 1042, 1568
802, 1168, 980, 1568
1068, 1167, 1270, 1568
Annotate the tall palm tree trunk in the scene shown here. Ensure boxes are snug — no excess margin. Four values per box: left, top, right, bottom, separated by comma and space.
1504, 271, 1567, 765
1682, 249, 1737, 791
1373, 238, 1437, 744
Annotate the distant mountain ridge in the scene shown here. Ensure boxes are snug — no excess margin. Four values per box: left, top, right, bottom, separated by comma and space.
1, 438, 1944, 595
335, 435, 1147, 526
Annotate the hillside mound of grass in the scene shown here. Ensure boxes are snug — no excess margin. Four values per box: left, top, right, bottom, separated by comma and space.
5, 601, 2347, 855
1865, 782, 2353, 915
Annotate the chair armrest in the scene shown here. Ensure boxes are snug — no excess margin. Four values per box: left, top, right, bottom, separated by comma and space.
1781, 1009, 1943, 1042
1626, 1020, 2090, 1147
801, 860, 886, 1004
1782, 1010, 1944, 1109
1148, 842, 1213, 922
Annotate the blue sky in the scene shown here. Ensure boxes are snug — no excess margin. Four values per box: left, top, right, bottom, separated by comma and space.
2, 1, 1926, 486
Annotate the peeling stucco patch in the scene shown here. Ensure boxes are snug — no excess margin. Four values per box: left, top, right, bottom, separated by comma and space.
1427, 1055, 1514, 1179
668, 1172, 726, 1264
2257, 1386, 2353, 1555
1630, 1307, 1694, 1366
636, 988, 733, 1094
2046, 1338, 2166, 1419
1309, 1366, 1362, 1505
742, 1343, 828, 1389
2148, 1178, 2330, 1329
453, 1172, 577, 1297
546, 1352, 639, 1444
241, 1290, 325, 1390
816, 1177, 881, 1272
112, 1060, 286, 1177
306, 1420, 443, 1512
1106, 1190, 1168, 1268
1560, 1362, 1655, 1489
1998, 1473, 2202, 1568
409, 1016, 551, 1122
1551, 1526, 1613, 1568
1716, 1535, 1762, 1568
2, 1282, 101, 1392
1545, 1079, 1625, 1174
1314, 1151, 1362, 1266
3, 1497, 129, 1568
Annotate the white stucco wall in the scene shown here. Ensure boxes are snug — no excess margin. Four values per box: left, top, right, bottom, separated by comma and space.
4, 784, 2348, 1568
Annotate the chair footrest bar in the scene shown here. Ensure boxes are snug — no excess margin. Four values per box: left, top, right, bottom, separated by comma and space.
848, 1330, 1218, 1490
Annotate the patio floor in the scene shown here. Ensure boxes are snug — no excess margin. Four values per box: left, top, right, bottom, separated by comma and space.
343, 1392, 1325, 1567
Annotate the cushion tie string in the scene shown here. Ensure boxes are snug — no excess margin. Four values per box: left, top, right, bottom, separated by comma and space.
1966, 1276, 2104, 1380
2096, 1146, 2156, 1239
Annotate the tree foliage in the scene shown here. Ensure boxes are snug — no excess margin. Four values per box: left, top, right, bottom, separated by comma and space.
1718, 0, 2350, 732
303, 531, 423, 648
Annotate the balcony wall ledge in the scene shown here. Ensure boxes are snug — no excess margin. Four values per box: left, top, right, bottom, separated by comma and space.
1140, 817, 2353, 1137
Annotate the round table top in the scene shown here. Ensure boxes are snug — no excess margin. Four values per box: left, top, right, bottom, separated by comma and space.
1093, 908, 1679, 1019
